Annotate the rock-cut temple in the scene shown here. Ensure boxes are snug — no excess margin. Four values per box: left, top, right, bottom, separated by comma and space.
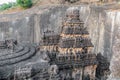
40, 7, 109, 80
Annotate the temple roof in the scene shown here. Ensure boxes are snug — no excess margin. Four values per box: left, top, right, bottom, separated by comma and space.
59, 37, 93, 48
43, 30, 58, 37
42, 35, 60, 46
63, 27, 89, 35
42, 30, 60, 46
55, 53, 97, 68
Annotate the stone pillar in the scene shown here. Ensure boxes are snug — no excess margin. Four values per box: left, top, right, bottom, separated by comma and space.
34, 14, 41, 44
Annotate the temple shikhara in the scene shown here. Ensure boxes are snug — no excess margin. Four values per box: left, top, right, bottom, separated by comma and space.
40, 7, 109, 80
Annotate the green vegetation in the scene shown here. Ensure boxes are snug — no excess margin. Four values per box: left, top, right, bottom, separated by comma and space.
0, 2, 17, 11
0, 0, 38, 12
17, 0, 32, 8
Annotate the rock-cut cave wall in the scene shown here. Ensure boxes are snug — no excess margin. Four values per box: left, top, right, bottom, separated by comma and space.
107, 11, 120, 80
0, 15, 34, 44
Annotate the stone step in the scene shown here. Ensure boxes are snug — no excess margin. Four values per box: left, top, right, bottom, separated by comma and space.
0, 46, 29, 61
0, 46, 24, 58
0, 46, 36, 66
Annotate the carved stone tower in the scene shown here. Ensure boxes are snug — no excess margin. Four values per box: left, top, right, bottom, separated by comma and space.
58, 7, 97, 80
41, 7, 98, 80
59, 7, 93, 54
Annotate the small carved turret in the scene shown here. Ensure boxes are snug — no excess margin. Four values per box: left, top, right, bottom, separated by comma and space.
41, 30, 60, 52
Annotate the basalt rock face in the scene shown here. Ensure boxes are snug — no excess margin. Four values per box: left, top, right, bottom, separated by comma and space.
0, 15, 35, 43
107, 11, 120, 80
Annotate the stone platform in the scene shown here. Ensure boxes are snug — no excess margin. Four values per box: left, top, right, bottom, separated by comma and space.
0, 43, 38, 79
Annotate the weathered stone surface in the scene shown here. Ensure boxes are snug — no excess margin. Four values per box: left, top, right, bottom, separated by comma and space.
107, 11, 120, 80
